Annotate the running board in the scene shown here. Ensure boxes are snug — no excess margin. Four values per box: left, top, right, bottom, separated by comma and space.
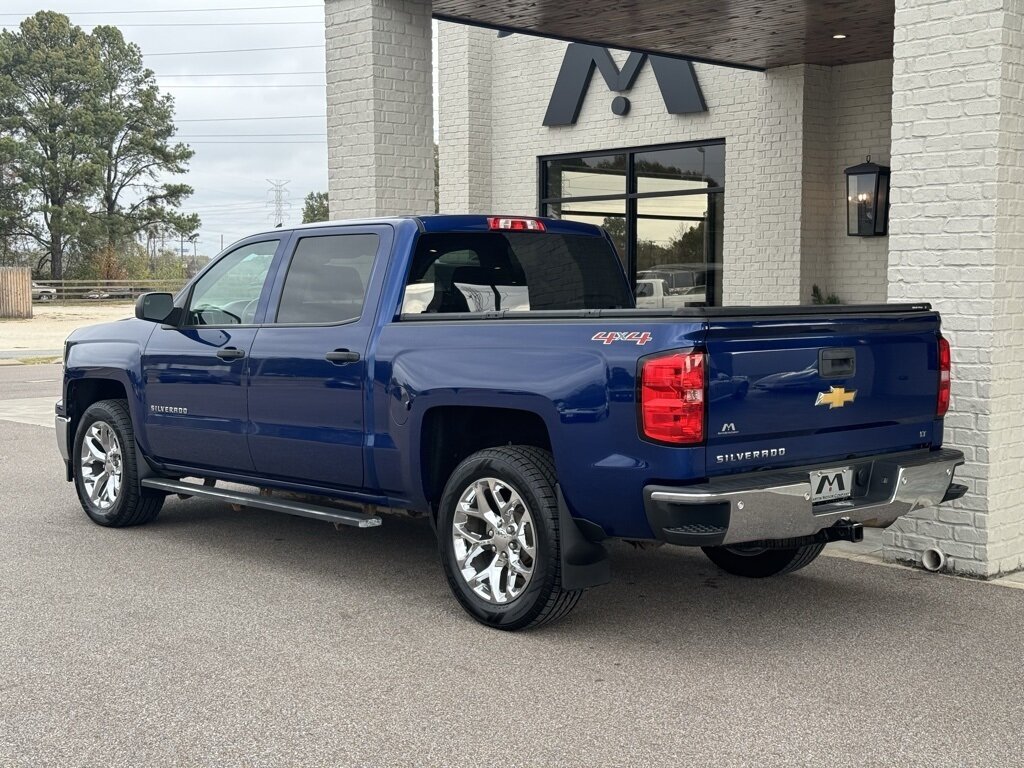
141, 478, 382, 528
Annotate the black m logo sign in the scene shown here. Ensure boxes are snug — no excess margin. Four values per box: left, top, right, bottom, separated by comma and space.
544, 44, 707, 127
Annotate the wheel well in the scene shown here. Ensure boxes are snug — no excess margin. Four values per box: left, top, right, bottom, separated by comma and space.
421, 406, 552, 511
67, 378, 128, 435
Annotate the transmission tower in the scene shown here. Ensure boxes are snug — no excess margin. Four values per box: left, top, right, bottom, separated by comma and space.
266, 179, 292, 227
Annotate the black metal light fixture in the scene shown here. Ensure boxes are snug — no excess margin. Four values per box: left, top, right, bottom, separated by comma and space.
844, 156, 890, 236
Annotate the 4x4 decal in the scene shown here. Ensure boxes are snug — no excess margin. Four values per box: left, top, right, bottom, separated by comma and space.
591, 331, 653, 346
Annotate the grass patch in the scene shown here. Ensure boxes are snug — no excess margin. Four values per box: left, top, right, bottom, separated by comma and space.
17, 356, 61, 365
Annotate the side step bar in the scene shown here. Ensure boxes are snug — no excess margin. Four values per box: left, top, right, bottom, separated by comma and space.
141, 478, 382, 528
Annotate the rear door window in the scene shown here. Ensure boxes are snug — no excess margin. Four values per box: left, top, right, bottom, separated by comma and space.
403, 232, 632, 314
275, 233, 379, 324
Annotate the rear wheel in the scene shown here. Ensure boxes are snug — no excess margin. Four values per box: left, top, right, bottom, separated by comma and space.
73, 399, 163, 527
438, 446, 582, 630
701, 542, 824, 578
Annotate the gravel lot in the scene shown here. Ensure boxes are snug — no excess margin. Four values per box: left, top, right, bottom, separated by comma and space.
0, 303, 133, 359
0, 366, 1022, 767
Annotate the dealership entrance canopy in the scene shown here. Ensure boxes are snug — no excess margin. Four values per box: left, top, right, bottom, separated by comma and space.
432, 0, 896, 69
324, 0, 1024, 578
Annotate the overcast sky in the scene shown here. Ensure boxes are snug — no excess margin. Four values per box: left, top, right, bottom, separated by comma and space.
3, 2, 439, 257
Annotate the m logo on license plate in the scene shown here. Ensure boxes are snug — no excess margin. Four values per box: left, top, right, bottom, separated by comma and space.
810, 467, 853, 503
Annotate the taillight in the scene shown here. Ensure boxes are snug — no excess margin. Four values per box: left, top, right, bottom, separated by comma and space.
487, 217, 545, 231
640, 351, 706, 444
937, 335, 951, 417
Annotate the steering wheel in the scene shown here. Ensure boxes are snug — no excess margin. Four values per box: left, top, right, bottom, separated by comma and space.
240, 299, 260, 324
194, 305, 242, 325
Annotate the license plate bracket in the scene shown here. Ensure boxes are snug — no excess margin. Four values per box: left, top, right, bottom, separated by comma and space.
809, 467, 854, 504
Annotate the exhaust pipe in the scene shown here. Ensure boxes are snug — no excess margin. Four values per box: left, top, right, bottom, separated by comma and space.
922, 548, 946, 572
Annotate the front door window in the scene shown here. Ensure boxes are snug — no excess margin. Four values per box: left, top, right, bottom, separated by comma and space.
185, 240, 279, 326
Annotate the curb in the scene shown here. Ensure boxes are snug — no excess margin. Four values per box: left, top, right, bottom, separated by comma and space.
823, 545, 1024, 591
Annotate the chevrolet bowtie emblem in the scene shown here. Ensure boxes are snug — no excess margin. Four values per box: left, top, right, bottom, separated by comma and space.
815, 386, 857, 409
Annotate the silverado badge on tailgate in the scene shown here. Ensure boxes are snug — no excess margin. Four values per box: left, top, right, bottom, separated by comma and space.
814, 386, 857, 409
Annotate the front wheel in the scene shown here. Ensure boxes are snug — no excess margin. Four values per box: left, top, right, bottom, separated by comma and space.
438, 446, 583, 630
701, 542, 825, 578
73, 399, 163, 527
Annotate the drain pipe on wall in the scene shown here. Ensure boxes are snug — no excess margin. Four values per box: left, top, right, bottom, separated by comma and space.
922, 548, 947, 572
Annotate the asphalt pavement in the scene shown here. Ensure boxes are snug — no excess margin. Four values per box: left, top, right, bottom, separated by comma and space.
0, 365, 1022, 767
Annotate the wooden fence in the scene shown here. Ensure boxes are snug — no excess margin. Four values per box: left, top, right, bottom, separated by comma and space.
28, 279, 187, 304
0, 267, 32, 318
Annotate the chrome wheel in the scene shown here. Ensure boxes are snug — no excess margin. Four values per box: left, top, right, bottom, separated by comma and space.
79, 421, 123, 511
451, 478, 536, 605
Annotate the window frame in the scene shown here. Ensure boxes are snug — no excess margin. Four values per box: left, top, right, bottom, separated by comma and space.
538, 138, 725, 305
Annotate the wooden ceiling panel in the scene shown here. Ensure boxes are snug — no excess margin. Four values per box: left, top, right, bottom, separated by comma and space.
433, 0, 895, 69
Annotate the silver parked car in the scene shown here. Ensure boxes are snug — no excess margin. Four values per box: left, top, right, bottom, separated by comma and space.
31, 282, 56, 302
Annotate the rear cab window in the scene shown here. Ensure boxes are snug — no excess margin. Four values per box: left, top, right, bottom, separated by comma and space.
402, 231, 634, 314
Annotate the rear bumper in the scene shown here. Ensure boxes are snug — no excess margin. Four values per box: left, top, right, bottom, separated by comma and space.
644, 448, 965, 547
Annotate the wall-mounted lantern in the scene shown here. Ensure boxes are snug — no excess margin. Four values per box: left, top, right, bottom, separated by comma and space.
844, 156, 890, 237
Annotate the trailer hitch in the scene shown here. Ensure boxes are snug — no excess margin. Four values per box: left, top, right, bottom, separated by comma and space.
740, 519, 864, 550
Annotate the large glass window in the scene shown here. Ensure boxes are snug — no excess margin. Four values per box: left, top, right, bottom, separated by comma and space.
540, 140, 724, 306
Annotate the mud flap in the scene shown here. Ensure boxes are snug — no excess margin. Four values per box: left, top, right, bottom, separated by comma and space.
556, 485, 610, 591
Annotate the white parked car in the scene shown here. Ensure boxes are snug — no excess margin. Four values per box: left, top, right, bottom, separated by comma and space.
634, 278, 705, 309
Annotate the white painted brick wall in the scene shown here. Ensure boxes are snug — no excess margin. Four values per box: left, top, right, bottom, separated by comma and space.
885, 0, 1024, 576
437, 29, 893, 306
799, 65, 834, 303
438, 23, 493, 213
826, 61, 893, 305
325, 0, 434, 218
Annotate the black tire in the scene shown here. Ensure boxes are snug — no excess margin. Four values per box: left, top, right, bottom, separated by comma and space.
73, 399, 163, 527
701, 542, 825, 578
438, 446, 583, 631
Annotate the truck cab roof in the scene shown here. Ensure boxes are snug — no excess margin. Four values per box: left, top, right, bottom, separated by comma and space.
249, 214, 604, 240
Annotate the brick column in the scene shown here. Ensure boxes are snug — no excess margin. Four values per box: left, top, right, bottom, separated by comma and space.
325, 0, 434, 218
885, 0, 1024, 576
725, 65, 820, 306
437, 22, 493, 214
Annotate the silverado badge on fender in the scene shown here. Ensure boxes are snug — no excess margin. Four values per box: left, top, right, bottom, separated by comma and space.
815, 386, 857, 409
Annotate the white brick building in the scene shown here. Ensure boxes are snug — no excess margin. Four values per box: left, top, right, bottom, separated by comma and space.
324, 0, 1024, 579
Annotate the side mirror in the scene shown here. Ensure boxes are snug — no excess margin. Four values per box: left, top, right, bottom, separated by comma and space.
135, 292, 176, 324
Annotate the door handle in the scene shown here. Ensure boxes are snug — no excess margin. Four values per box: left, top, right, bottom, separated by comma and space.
216, 347, 246, 360
819, 347, 855, 378
325, 349, 361, 365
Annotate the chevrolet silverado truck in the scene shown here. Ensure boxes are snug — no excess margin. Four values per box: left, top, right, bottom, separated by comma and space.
55, 215, 967, 630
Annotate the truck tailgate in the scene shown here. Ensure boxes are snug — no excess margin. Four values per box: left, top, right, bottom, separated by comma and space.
702, 307, 942, 475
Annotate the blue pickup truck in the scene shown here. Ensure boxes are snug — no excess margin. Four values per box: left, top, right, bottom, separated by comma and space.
55, 215, 966, 629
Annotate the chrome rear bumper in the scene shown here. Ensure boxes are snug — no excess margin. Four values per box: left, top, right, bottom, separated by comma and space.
644, 448, 965, 547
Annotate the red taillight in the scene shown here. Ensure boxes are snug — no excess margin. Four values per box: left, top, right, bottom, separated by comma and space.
640, 351, 706, 444
937, 335, 951, 417
487, 217, 546, 232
